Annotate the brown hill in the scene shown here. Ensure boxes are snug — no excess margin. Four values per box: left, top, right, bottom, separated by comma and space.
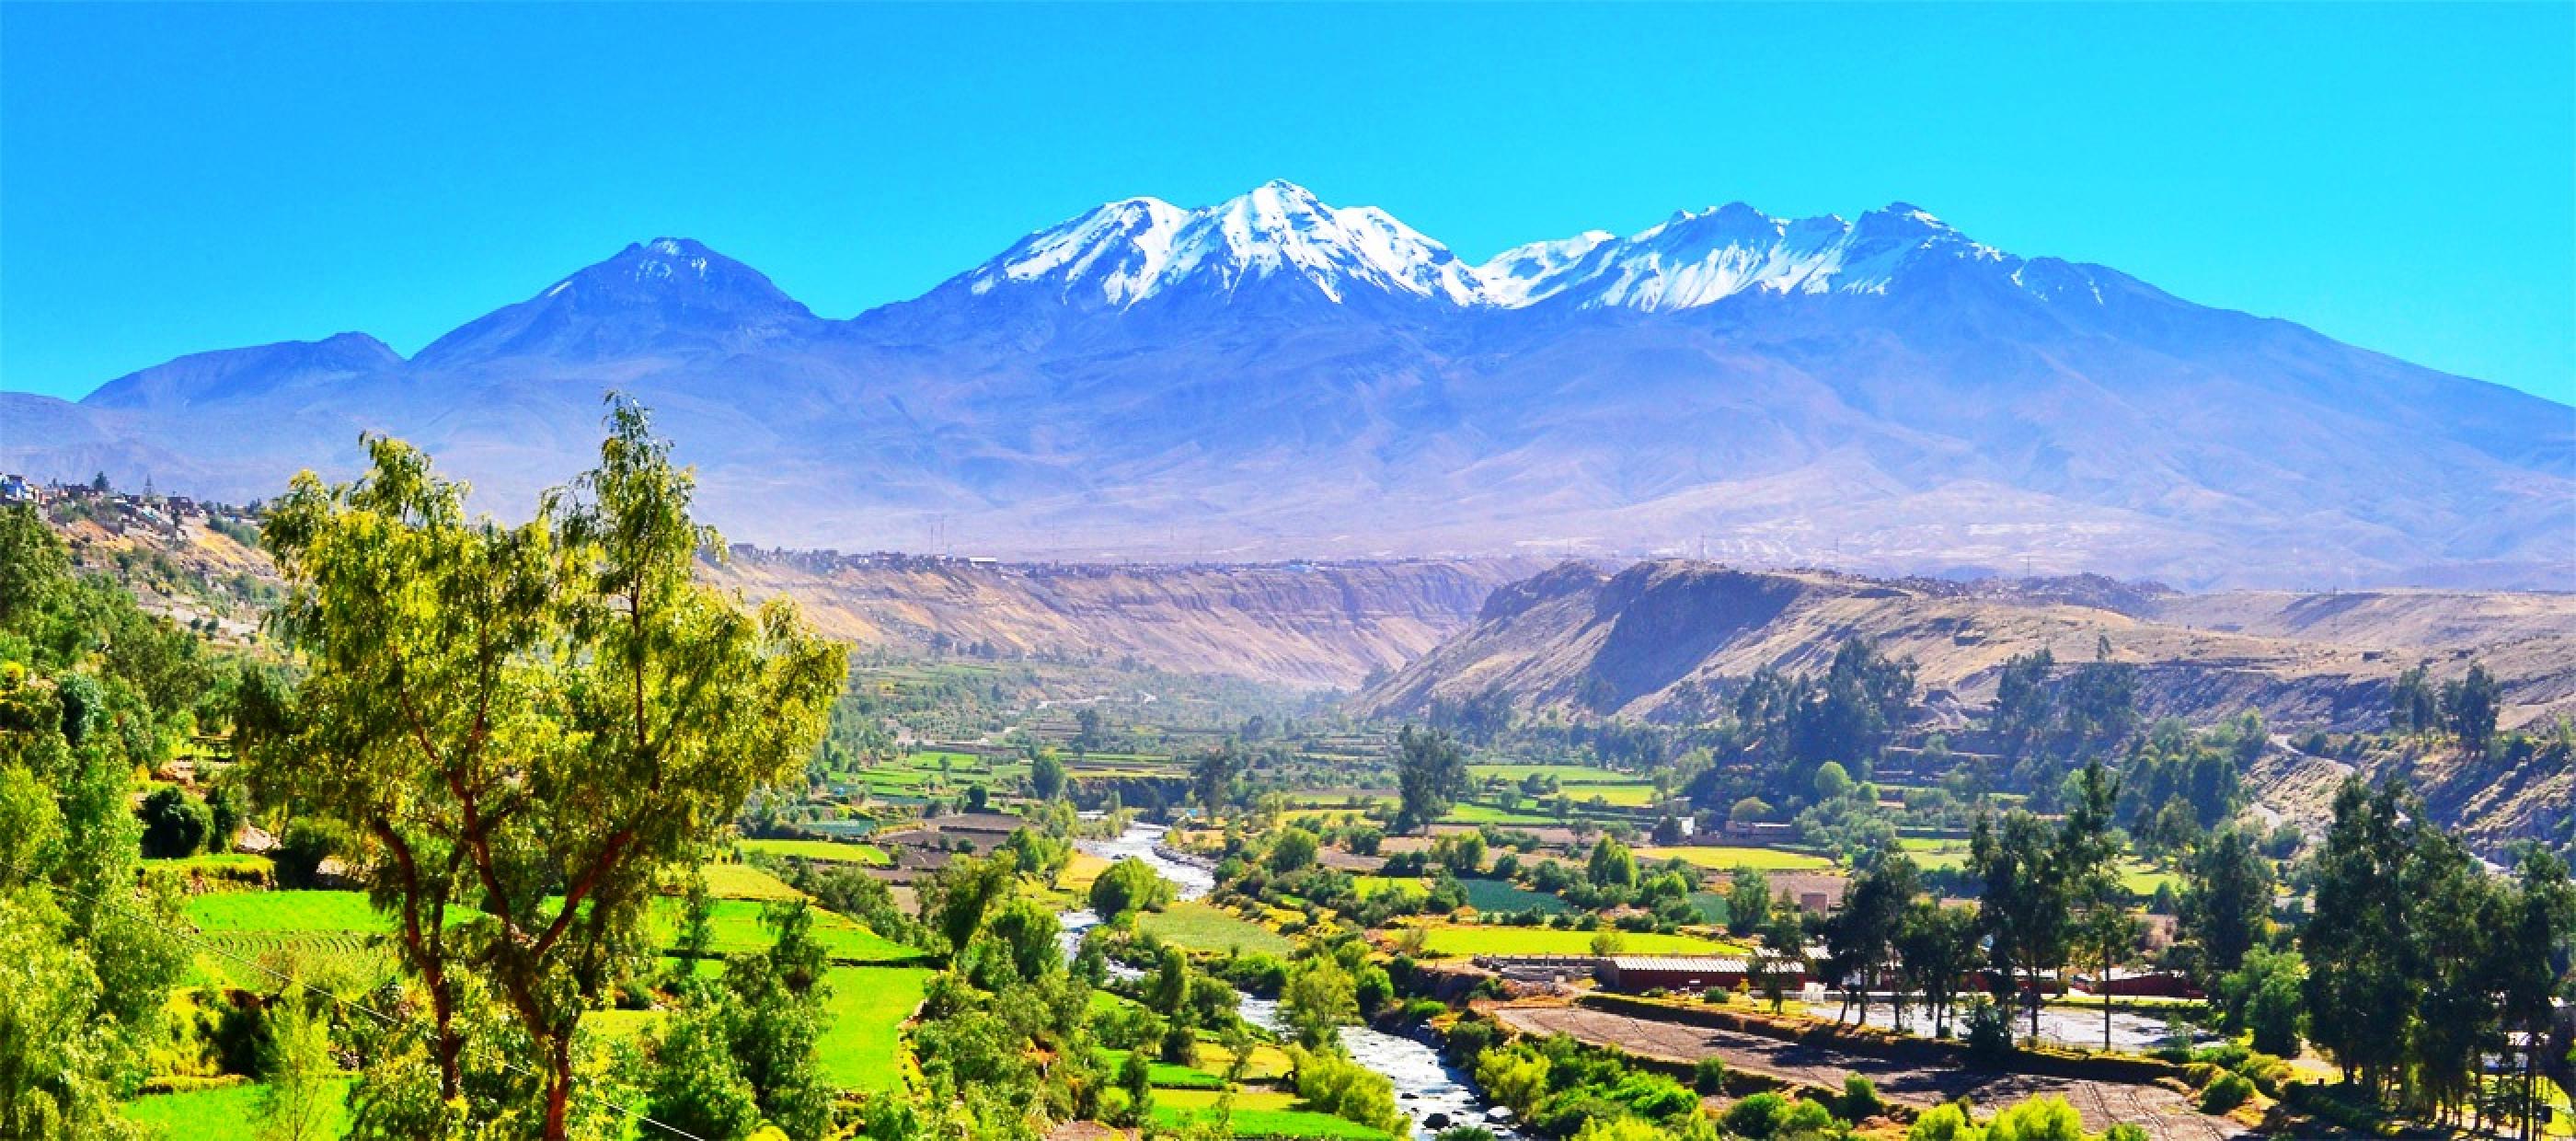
703, 550, 1550, 688
1355, 559, 2576, 732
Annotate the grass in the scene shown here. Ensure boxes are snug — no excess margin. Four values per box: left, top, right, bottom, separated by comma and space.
1468, 763, 1650, 786
1137, 902, 1292, 955
187, 891, 388, 934
1442, 802, 1565, 825
1095, 1048, 1230, 1090
699, 861, 808, 901
646, 898, 924, 964
147, 852, 275, 875
1153, 1089, 1393, 1139
1409, 922, 1746, 958
121, 1078, 351, 1140
1348, 875, 1426, 900
819, 964, 931, 1092
738, 837, 891, 866
1639, 846, 1836, 871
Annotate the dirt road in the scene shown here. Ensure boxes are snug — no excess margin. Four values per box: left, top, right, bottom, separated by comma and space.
1495, 1005, 2243, 1141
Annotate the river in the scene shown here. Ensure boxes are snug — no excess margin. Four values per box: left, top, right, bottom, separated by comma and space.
1067, 823, 1519, 1140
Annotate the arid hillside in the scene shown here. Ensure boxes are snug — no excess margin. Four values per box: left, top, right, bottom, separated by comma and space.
1355, 559, 2576, 732
704, 550, 1550, 688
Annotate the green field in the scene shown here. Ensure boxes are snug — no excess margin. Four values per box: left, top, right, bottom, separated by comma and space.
188, 890, 920, 964
647, 898, 923, 964
1411, 922, 1746, 958
1468, 763, 1650, 787
819, 964, 931, 1091
187, 891, 390, 934
1639, 846, 1836, 872
1441, 802, 1564, 825
1137, 902, 1292, 955
1348, 875, 1426, 900
122, 1078, 351, 1140
699, 861, 808, 901
1153, 1089, 1391, 1140
1459, 879, 1572, 916
740, 837, 891, 866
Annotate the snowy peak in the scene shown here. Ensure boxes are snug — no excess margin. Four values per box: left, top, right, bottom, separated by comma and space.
1484, 201, 2018, 311
415, 236, 815, 366
958, 180, 1481, 309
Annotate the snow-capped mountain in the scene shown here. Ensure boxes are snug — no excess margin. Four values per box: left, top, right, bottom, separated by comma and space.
953, 180, 1483, 309
4, 181, 2568, 589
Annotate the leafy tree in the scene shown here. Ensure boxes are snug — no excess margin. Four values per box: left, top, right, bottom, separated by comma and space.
2300, 778, 2416, 1094
1896, 899, 1981, 1038
241, 403, 845, 1136
1087, 857, 1174, 921
1812, 760, 1855, 801
1726, 867, 1771, 937
1280, 949, 1359, 1048
1972, 807, 2071, 1043
1029, 752, 1067, 801
1585, 836, 1637, 889
1073, 707, 1105, 755
1393, 727, 1467, 834
255, 983, 338, 1141
1269, 828, 1320, 873
2440, 663, 2501, 751
137, 785, 209, 858
2178, 826, 2273, 979
1289, 1047, 1404, 1135
2387, 665, 2440, 737
0, 504, 72, 629
1990, 649, 2057, 762
1190, 743, 1238, 825
1823, 851, 1919, 1026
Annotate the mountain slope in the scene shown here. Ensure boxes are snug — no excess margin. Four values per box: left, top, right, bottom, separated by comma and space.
5, 181, 2567, 587
1353, 559, 2576, 732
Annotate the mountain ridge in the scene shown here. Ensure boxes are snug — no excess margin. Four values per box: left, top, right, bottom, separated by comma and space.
5, 181, 2568, 589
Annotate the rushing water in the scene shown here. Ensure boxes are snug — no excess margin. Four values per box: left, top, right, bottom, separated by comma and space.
1068, 823, 1520, 1140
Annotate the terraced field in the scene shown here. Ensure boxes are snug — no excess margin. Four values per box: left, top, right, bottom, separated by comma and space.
738, 837, 891, 865
1639, 846, 1837, 871
1409, 922, 1745, 958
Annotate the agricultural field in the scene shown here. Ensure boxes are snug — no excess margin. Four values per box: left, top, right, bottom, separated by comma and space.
1406, 921, 1747, 958
122, 1078, 352, 1140
1458, 878, 1572, 916
737, 837, 891, 866
1152, 1089, 1391, 1140
699, 860, 810, 900
1638, 845, 1836, 872
1348, 874, 1426, 900
819, 964, 932, 1092
1137, 901, 1293, 955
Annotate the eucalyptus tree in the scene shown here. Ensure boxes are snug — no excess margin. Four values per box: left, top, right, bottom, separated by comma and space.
245, 400, 845, 1138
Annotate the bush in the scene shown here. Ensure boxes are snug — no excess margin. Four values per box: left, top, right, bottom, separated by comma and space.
1985, 1095, 2084, 1141
1962, 998, 2015, 1066
1692, 1055, 1728, 1094
1723, 1091, 1789, 1139
1839, 1073, 1883, 1121
2198, 1072, 2255, 1113
139, 787, 209, 858
1907, 1103, 1982, 1141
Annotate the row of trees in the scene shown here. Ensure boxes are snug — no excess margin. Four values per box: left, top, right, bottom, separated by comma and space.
2386, 663, 2501, 751
2300, 778, 2572, 1135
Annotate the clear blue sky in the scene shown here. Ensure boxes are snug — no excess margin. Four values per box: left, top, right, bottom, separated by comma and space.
5, 3, 2570, 404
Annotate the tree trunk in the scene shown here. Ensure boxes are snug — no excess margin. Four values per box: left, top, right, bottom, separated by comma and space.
544, 1032, 575, 1141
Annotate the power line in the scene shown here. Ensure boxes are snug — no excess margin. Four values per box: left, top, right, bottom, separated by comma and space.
3, 860, 711, 1141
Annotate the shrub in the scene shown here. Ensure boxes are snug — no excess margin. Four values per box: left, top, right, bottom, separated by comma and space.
1985, 1095, 2084, 1141
1692, 1055, 1729, 1094
1839, 1073, 1883, 1121
1907, 1103, 1983, 1141
1962, 998, 2015, 1066
1723, 1091, 1789, 1138
139, 786, 209, 858
2198, 1072, 2255, 1114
